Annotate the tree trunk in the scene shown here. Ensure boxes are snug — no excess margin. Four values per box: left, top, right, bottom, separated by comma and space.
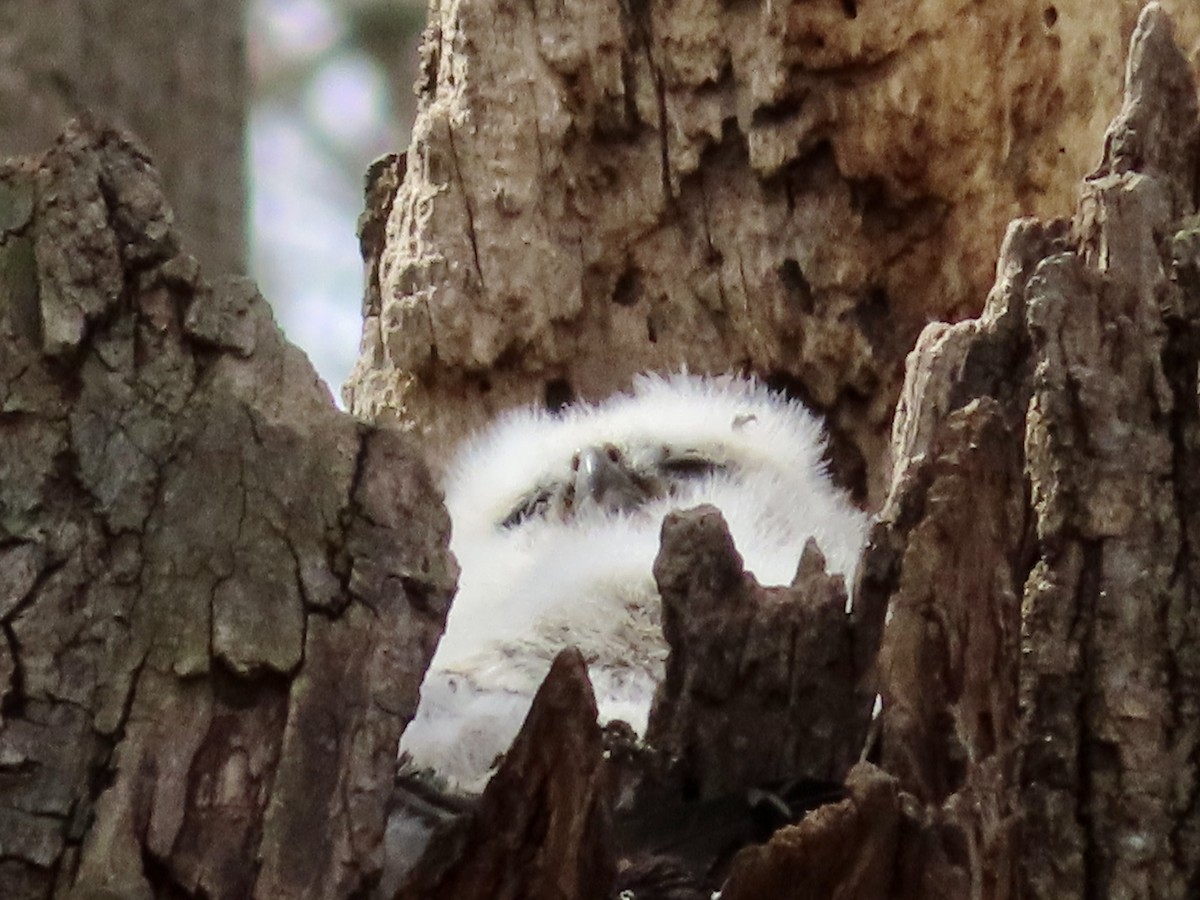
4, 3, 1200, 900
0, 122, 455, 899
344, 0, 1200, 505
769, 5, 1200, 896
0, 0, 248, 276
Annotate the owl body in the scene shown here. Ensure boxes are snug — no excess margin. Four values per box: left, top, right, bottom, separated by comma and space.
399, 373, 868, 789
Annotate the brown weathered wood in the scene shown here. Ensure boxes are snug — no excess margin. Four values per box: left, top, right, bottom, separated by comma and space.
617, 6, 1200, 898
860, 6, 1200, 897
720, 762, 899, 900
1017, 7, 1200, 893
384, 8, 1200, 897
646, 506, 868, 799
346, 0, 1200, 506
0, 122, 455, 900
395, 648, 614, 900
5, 5, 1200, 900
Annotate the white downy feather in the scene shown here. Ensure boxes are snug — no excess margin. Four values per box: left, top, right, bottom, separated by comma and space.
399, 372, 869, 789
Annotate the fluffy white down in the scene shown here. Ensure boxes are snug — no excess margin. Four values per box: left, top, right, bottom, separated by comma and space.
399, 373, 869, 789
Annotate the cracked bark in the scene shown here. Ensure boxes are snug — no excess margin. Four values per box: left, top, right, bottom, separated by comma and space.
0, 122, 456, 900
862, 6, 1200, 897
5, 3, 1200, 900
346, 0, 1200, 506
391, 6, 1200, 899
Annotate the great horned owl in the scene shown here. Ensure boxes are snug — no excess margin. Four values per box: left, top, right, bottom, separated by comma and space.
399, 372, 869, 789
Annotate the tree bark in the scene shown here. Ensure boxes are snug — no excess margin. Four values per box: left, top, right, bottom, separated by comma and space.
856, 5, 1200, 896
384, 6, 1200, 898
0, 0, 248, 276
0, 122, 455, 899
345, 0, 1200, 505
646, 511, 866, 798
395, 648, 615, 900
4, 3, 1200, 900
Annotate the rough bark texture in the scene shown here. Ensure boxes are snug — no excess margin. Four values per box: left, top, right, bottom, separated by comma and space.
346, 0, 1200, 504
0, 123, 455, 899
646, 507, 868, 798
584, 5, 1198, 897
0, 0, 248, 276
1019, 16, 1200, 893
395, 648, 614, 900
5, 4, 1200, 900
720, 762, 900, 900
854, 5, 1200, 897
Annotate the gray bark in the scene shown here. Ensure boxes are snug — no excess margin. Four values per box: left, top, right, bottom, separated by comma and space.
0, 122, 454, 900
0, 0, 248, 276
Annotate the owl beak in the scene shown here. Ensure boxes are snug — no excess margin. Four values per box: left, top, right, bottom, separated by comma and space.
575, 445, 647, 515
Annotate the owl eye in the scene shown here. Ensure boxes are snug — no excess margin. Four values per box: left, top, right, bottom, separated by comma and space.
659, 457, 723, 478
500, 488, 554, 529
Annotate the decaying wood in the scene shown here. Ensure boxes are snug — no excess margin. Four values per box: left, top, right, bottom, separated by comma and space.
720, 762, 900, 900
492, 5, 1198, 898
862, 5, 1200, 897
646, 506, 868, 798
395, 648, 614, 900
0, 122, 456, 899
346, 0, 1200, 504
1018, 10, 1200, 892
5, 4, 1200, 900
392, 506, 877, 899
